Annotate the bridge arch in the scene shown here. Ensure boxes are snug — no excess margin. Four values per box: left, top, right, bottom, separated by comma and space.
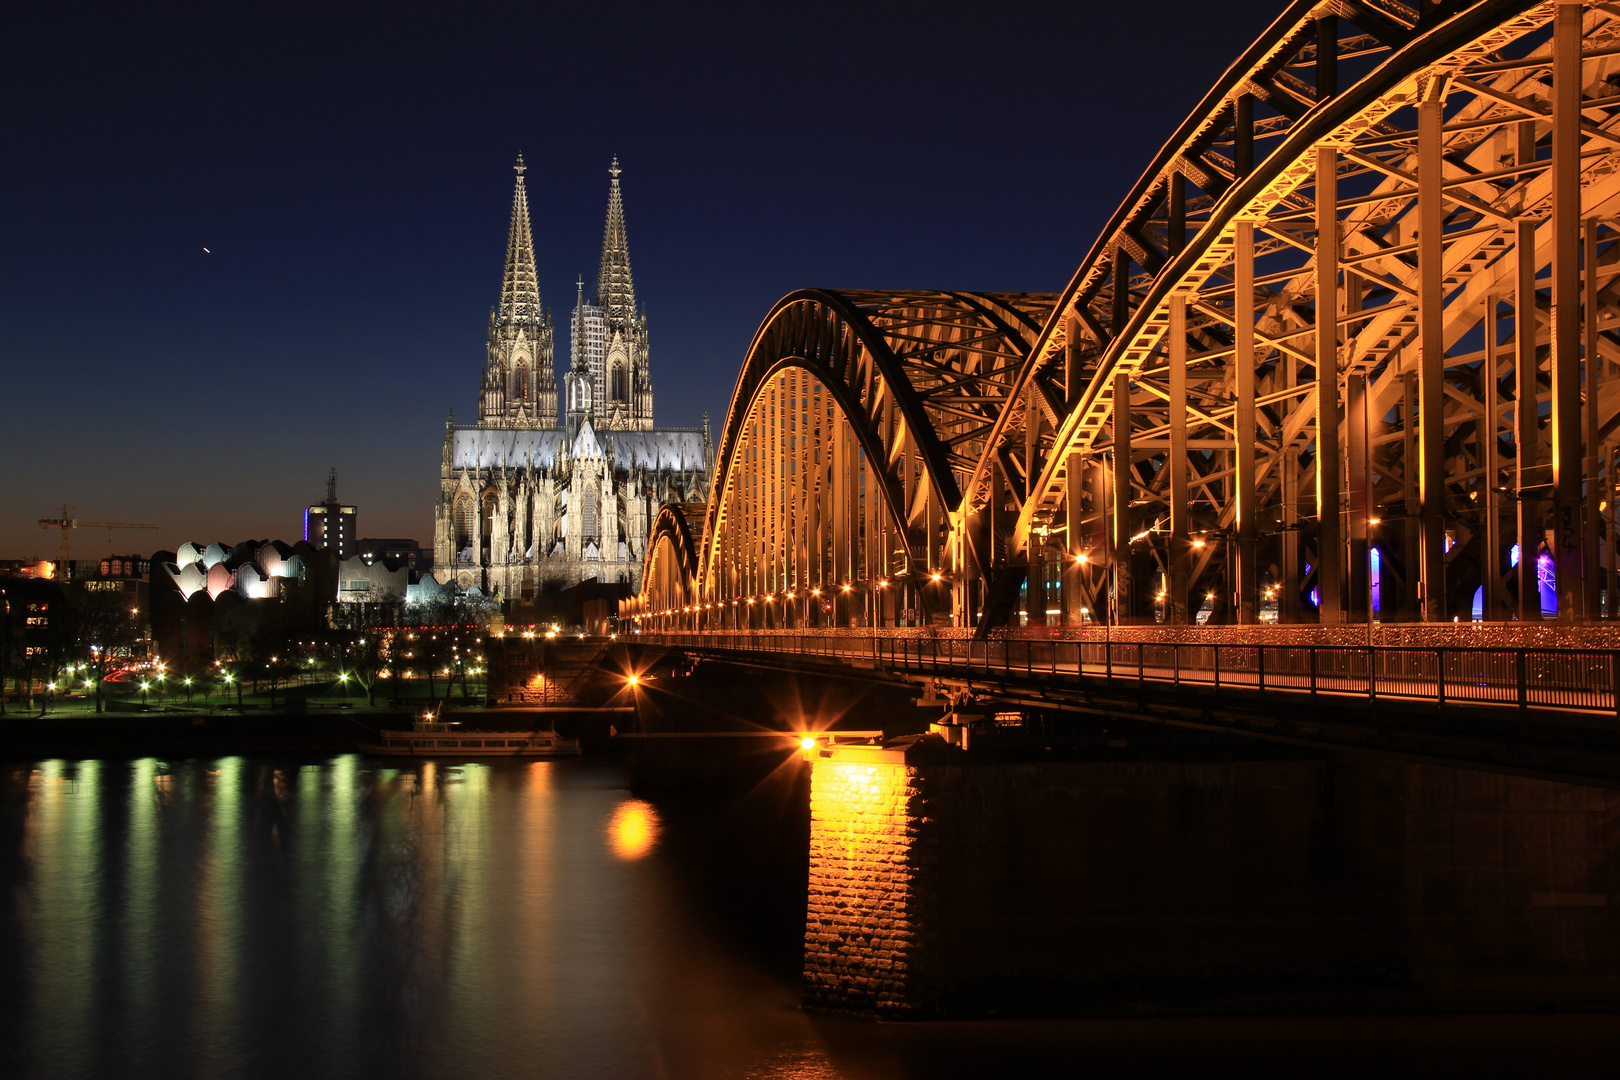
628, 502, 705, 625
975, 0, 1620, 628
632, 0, 1620, 634
633, 290, 1052, 630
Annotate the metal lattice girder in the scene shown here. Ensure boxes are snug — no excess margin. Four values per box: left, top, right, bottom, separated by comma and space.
631, 0, 1620, 633
983, 0, 1620, 626
630, 502, 706, 620
632, 290, 1053, 628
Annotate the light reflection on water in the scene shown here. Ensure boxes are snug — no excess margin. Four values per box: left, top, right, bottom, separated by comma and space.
2, 756, 1617, 1080
0, 756, 841, 1080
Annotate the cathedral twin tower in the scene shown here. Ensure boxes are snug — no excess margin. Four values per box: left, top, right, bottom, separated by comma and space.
479, 154, 654, 433
434, 157, 711, 601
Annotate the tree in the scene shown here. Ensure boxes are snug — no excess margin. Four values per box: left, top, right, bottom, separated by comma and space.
67, 590, 143, 713
331, 589, 403, 705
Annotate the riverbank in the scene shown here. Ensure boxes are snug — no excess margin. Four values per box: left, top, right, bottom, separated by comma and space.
0, 711, 390, 756
0, 704, 625, 757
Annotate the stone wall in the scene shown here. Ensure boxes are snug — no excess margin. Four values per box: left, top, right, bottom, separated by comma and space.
804, 748, 922, 1014
805, 744, 1620, 1017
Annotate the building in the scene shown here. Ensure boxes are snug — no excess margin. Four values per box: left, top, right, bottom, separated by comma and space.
305, 468, 356, 558
434, 157, 711, 606
356, 538, 431, 572
151, 539, 335, 667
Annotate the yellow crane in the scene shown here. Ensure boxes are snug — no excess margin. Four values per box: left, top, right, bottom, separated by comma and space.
37, 505, 160, 569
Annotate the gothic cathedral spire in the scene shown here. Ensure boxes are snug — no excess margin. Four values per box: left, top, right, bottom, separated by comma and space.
481, 154, 557, 429
594, 156, 637, 324
499, 154, 543, 324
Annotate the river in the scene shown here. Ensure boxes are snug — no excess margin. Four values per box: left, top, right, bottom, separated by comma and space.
0, 756, 1612, 1079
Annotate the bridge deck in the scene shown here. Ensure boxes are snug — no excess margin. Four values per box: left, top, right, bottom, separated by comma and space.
635, 631, 1620, 720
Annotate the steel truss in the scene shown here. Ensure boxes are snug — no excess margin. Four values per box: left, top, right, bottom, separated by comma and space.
634, 0, 1620, 633
627, 290, 1054, 627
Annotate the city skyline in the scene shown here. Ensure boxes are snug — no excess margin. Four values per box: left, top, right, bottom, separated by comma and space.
1, 0, 1282, 558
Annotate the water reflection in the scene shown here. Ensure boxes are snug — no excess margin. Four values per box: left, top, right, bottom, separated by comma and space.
2, 757, 1613, 1080
605, 799, 661, 860
0, 757, 852, 1080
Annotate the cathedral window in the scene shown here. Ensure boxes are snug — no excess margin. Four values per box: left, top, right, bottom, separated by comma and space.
516, 365, 528, 399
612, 364, 627, 402
454, 495, 474, 553
582, 484, 599, 540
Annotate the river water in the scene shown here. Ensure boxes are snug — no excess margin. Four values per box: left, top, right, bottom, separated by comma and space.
0, 756, 1614, 1080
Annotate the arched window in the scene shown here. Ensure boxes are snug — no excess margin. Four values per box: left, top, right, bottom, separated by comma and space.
582, 482, 599, 540
516, 365, 528, 399
612, 365, 627, 402
454, 495, 474, 553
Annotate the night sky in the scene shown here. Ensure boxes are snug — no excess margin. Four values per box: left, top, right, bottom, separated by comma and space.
2, 0, 1284, 559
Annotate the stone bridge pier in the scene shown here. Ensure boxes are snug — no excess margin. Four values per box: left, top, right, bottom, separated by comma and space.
805, 737, 1620, 1017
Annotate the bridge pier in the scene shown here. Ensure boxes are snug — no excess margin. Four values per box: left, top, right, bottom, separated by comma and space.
805, 737, 1620, 1018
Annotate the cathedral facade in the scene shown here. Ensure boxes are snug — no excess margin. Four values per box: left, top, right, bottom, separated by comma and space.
433, 157, 710, 604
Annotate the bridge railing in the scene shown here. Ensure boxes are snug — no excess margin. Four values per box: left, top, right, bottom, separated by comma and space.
633, 631, 1620, 719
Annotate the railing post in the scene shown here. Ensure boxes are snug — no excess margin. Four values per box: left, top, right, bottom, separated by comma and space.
1368, 646, 1377, 703
1173, 643, 1181, 686
1257, 645, 1264, 693
1138, 640, 1144, 683
1612, 651, 1620, 719
1214, 644, 1221, 689
1309, 647, 1317, 699
1105, 637, 1113, 680
1436, 648, 1446, 708
1517, 649, 1528, 713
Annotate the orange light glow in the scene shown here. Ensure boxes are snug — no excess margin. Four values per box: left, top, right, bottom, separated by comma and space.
800, 736, 816, 750
606, 799, 661, 860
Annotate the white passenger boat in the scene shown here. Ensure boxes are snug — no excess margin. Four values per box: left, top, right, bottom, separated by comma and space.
359, 717, 581, 757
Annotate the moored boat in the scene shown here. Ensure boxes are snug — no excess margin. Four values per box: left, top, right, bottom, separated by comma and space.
359, 716, 581, 757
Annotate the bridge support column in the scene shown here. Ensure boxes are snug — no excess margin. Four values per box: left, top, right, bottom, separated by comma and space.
1167, 296, 1191, 624
1584, 221, 1603, 620
1419, 77, 1451, 622
1483, 298, 1505, 620
1234, 222, 1259, 624
1111, 372, 1133, 623
1516, 217, 1543, 622
1551, 1, 1584, 620
1280, 443, 1304, 623
1347, 372, 1370, 624
1064, 451, 1086, 624
1315, 146, 1344, 624
1063, 318, 1087, 626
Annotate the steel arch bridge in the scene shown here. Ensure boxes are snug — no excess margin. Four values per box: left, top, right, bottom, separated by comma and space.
629, 0, 1620, 637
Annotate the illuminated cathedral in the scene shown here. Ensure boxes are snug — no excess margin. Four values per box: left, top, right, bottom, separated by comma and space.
433, 157, 710, 603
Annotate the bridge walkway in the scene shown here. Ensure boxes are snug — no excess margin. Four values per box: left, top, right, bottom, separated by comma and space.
631, 630, 1620, 785
637, 631, 1620, 719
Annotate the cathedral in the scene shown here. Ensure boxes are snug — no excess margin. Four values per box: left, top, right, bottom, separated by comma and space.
433, 157, 711, 604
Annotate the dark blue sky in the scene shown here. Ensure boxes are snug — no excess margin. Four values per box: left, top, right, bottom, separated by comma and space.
2, 0, 1283, 558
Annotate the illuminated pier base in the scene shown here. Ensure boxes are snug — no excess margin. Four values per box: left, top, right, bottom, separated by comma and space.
806, 742, 1620, 1018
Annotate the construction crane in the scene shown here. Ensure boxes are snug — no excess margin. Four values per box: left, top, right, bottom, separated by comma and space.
37, 506, 160, 569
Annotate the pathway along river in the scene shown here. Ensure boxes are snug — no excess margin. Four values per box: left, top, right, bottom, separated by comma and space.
0, 756, 1613, 1079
